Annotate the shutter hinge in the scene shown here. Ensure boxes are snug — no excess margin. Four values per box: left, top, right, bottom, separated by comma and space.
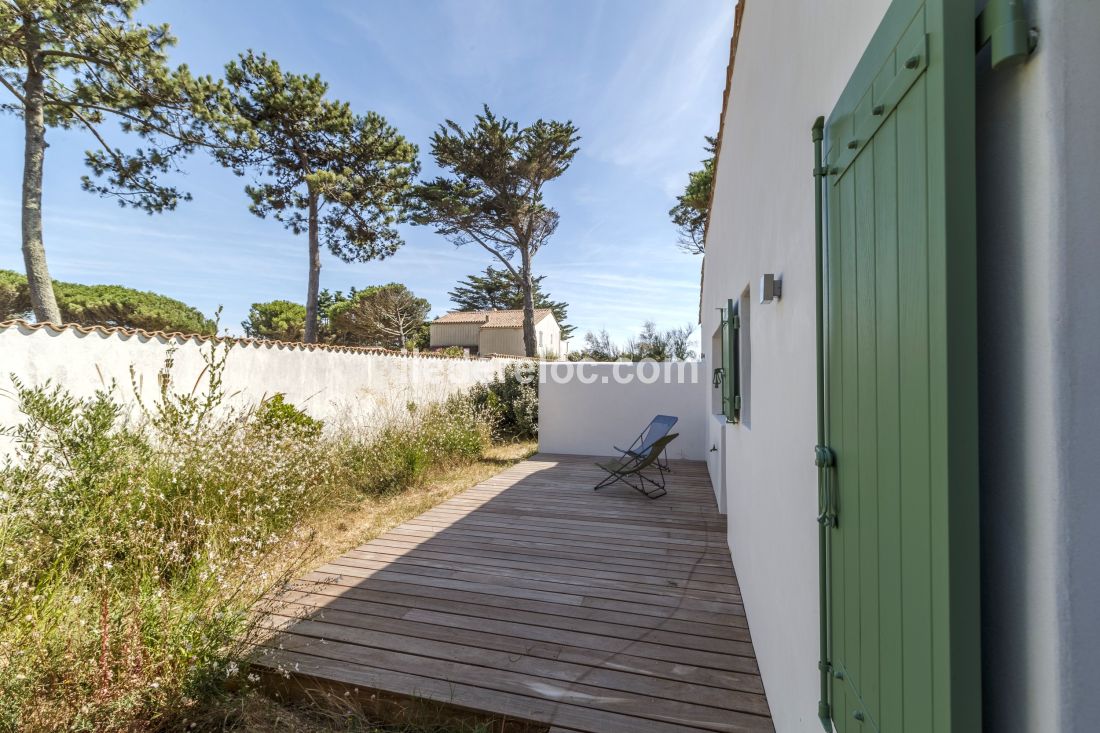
731, 314, 741, 329
733, 395, 742, 410
976, 0, 1037, 69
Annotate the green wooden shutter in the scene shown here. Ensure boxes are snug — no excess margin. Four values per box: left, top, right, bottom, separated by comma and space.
728, 299, 741, 422
721, 299, 741, 423
819, 0, 980, 731
720, 308, 731, 419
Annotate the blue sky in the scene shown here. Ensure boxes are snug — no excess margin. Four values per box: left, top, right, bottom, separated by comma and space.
0, 0, 733, 344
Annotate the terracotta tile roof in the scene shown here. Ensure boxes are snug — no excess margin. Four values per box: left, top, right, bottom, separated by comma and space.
0, 319, 518, 361
433, 309, 554, 329
432, 311, 491, 324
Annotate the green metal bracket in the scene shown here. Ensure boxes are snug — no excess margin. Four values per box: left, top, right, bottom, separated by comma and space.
976, 0, 1036, 69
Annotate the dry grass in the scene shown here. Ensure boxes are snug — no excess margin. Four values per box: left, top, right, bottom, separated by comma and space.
307, 441, 535, 565
172, 441, 537, 733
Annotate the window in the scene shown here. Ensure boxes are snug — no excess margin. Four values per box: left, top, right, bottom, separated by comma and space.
720, 298, 742, 423
538, 331, 543, 347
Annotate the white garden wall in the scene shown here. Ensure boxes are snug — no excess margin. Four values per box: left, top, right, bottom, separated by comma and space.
0, 321, 519, 443
537, 361, 706, 461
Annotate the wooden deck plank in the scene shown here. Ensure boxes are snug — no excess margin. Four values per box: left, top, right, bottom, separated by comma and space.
267, 593, 762, 689
322, 555, 744, 607
292, 570, 751, 633
259, 613, 771, 715
364, 535, 738, 576
341, 544, 741, 592
257, 454, 773, 732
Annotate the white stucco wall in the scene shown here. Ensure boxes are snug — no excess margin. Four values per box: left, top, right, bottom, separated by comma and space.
538, 362, 706, 461
703, 1, 1100, 730
0, 323, 520, 445
700, 2, 890, 730
976, 1, 1100, 730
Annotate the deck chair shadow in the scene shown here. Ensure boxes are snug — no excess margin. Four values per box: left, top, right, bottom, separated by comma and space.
614, 414, 678, 472
594, 433, 679, 499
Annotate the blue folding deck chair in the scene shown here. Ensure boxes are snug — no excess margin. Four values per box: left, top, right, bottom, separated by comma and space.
594, 433, 679, 499
613, 414, 678, 472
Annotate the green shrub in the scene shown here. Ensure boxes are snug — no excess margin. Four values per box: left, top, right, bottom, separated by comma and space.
254, 393, 323, 437
439, 345, 466, 358
468, 363, 538, 440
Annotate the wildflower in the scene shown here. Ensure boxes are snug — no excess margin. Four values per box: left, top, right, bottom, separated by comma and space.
225, 660, 239, 678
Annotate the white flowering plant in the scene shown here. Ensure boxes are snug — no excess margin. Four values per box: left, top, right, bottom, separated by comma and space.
0, 340, 493, 731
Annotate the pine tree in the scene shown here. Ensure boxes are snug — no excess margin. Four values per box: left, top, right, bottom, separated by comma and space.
448, 266, 574, 339
413, 106, 579, 356
208, 52, 419, 343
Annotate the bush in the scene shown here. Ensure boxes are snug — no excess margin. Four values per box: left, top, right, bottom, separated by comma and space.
332, 396, 490, 495
469, 363, 538, 440
0, 344, 492, 731
255, 393, 323, 437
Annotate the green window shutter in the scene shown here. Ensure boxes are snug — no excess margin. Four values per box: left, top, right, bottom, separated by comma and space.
722, 298, 741, 423
730, 301, 742, 421
720, 308, 731, 419
818, 0, 982, 730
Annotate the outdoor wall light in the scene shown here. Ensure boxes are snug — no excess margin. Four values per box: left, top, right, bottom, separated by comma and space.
759, 273, 782, 304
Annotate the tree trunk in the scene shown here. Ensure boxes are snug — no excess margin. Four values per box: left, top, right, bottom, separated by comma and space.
304, 189, 321, 343
519, 247, 537, 357
21, 19, 61, 324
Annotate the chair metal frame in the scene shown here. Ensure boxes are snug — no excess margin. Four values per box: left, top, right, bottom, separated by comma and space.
594, 433, 679, 499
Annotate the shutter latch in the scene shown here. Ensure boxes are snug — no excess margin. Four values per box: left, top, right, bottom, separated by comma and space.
816, 445, 837, 528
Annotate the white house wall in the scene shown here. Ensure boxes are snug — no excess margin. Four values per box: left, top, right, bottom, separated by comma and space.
535, 317, 562, 357
477, 317, 562, 357
703, 0, 1100, 730
975, 1, 1100, 729
700, 2, 900, 730
478, 328, 525, 356
429, 322, 482, 349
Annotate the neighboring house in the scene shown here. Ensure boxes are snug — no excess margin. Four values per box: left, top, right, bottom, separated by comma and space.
429, 308, 562, 357
700, 1, 1099, 733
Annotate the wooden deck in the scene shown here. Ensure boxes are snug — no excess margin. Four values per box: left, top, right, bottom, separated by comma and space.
256, 454, 773, 732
